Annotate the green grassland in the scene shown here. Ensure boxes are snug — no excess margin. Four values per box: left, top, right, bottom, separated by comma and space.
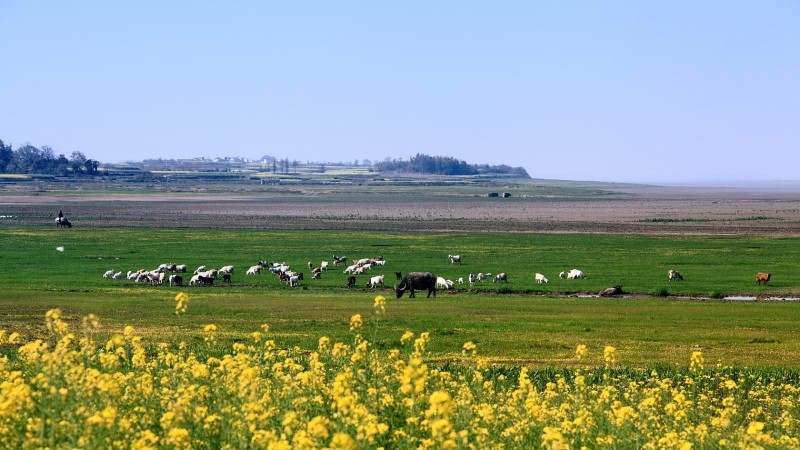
2, 227, 800, 367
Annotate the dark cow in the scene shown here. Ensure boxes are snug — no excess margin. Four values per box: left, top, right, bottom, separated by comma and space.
395, 272, 437, 298
599, 286, 624, 297
756, 272, 771, 285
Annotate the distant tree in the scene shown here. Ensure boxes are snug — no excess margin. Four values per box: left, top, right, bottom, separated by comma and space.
12, 144, 42, 174
292, 160, 298, 174
272, 160, 277, 174
70, 151, 87, 174
373, 153, 528, 177
85, 159, 99, 174
0, 140, 13, 173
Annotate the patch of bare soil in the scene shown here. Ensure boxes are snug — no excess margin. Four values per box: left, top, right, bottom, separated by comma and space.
2, 184, 799, 235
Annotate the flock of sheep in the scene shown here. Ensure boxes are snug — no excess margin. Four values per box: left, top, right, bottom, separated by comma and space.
101, 254, 698, 298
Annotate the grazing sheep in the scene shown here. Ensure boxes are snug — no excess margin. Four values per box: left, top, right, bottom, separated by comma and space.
222, 273, 231, 283
535, 273, 548, 284
668, 269, 683, 281
112, 272, 122, 279
436, 276, 452, 290
756, 272, 771, 285
468, 273, 476, 286
169, 274, 183, 286
347, 276, 356, 288
476, 273, 491, 282
320, 261, 329, 271
599, 286, 624, 297
197, 275, 215, 286
566, 269, 585, 279
457, 277, 464, 284
395, 272, 403, 280
175, 264, 188, 273
219, 265, 235, 275
103, 270, 114, 278
493, 273, 508, 283
246, 265, 263, 275
368, 275, 385, 288
448, 254, 462, 264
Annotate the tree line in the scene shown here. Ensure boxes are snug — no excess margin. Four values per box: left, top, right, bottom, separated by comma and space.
0, 139, 100, 176
374, 153, 530, 177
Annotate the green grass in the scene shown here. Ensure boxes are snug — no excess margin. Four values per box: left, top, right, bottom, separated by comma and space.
2, 227, 800, 367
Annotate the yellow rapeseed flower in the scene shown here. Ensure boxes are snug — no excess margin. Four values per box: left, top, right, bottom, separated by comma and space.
203, 324, 218, 343
401, 330, 414, 344
604, 346, 617, 367
82, 313, 100, 330
576, 344, 588, 359
462, 341, 477, 356
328, 432, 356, 450
174, 292, 189, 315
374, 295, 386, 314
349, 314, 363, 332
690, 351, 705, 370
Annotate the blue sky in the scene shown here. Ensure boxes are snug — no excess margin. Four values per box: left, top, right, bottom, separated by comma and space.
1, 1, 798, 183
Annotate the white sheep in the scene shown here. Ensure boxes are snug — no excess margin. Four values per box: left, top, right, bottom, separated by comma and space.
112, 272, 122, 279
368, 275, 385, 288
567, 269, 586, 279
246, 265, 262, 275
535, 273, 549, 284
103, 270, 114, 278
436, 276, 453, 289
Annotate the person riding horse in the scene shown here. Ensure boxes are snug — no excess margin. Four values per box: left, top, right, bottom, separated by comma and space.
55, 210, 71, 228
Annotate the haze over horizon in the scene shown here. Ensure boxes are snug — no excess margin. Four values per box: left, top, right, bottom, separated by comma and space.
1, 2, 798, 184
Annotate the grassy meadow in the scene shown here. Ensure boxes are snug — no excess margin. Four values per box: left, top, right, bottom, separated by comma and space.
3, 226, 800, 367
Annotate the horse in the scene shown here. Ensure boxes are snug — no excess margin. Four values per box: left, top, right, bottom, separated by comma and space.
56, 217, 72, 228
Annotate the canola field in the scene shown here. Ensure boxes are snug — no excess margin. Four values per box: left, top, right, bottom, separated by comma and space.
3, 226, 800, 448
2, 299, 800, 449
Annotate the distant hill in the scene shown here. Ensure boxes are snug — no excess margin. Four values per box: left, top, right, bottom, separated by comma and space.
374, 154, 529, 178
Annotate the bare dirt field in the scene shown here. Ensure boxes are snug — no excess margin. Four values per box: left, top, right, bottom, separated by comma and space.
2, 182, 800, 235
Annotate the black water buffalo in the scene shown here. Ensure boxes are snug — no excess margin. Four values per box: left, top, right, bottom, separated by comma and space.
395, 272, 437, 298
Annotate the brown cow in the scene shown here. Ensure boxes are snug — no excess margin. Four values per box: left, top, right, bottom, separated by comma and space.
756, 272, 771, 285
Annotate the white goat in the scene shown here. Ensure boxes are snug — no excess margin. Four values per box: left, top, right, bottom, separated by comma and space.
368, 275, 385, 288
436, 276, 453, 289
246, 265, 262, 275
566, 269, 586, 279
535, 273, 549, 284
